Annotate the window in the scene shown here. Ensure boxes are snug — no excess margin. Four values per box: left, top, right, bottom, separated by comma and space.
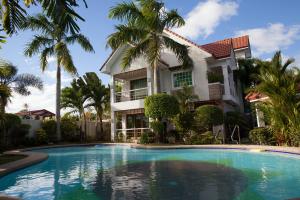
173, 71, 193, 88
130, 78, 147, 90
126, 114, 149, 129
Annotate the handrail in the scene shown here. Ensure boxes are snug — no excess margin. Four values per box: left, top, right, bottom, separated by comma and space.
230, 125, 241, 144
115, 87, 148, 102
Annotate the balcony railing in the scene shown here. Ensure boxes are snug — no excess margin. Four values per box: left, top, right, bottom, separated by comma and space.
116, 128, 151, 142
115, 87, 148, 103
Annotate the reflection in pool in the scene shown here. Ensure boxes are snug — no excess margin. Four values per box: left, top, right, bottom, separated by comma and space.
0, 145, 300, 200
94, 160, 247, 200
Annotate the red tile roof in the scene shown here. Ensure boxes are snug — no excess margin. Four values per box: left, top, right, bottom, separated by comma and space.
245, 92, 267, 102
16, 109, 55, 117
100, 30, 250, 71
201, 35, 250, 59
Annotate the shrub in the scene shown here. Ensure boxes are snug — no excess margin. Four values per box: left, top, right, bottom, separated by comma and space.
185, 131, 216, 145
195, 105, 224, 130
207, 71, 224, 83
35, 128, 48, 145
115, 132, 124, 142
173, 112, 194, 134
249, 127, 275, 145
150, 121, 164, 134
41, 120, 56, 142
145, 93, 179, 119
61, 118, 80, 142
139, 132, 150, 144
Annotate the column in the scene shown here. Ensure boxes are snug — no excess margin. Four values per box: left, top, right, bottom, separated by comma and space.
147, 67, 153, 96
111, 111, 116, 141
222, 65, 230, 96
122, 113, 127, 141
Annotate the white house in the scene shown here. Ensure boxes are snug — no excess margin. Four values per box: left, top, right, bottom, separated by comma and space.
100, 29, 251, 142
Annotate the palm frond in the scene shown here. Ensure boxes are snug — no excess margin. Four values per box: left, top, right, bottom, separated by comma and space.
122, 38, 150, 68
162, 9, 185, 28
21, 14, 53, 35
109, 1, 142, 21
0, 60, 18, 84
65, 34, 94, 53
107, 25, 148, 49
55, 42, 77, 75
24, 35, 54, 57
163, 36, 193, 68
2, 0, 27, 34
40, 46, 55, 71
13, 73, 43, 95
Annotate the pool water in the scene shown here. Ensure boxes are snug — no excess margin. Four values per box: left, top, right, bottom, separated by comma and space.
1, 145, 300, 200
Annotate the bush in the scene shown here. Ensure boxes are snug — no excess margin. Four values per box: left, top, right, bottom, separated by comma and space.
195, 105, 223, 130
145, 93, 179, 119
150, 121, 164, 134
41, 120, 56, 142
61, 118, 80, 142
173, 112, 194, 134
139, 132, 150, 144
185, 131, 216, 145
115, 132, 124, 142
249, 127, 275, 145
35, 128, 48, 145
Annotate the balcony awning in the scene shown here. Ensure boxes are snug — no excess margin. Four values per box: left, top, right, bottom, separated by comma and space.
114, 68, 147, 80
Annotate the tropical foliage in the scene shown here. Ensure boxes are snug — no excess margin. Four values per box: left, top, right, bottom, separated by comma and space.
253, 51, 300, 146
0, 59, 43, 113
195, 105, 224, 131
61, 79, 88, 141
1, 0, 87, 35
78, 72, 110, 140
23, 14, 94, 140
107, 0, 193, 93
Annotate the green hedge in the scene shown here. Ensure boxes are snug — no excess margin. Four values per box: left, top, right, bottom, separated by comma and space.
249, 127, 275, 145
145, 93, 179, 119
195, 105, 224, 130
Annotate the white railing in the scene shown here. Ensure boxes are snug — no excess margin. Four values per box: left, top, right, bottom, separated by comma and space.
115, 87, 148, 102
116, 128, 151, 142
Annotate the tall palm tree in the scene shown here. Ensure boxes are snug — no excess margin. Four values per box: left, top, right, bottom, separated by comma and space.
174, 85, 198, 113
23, 14, 94, 141
1, 0, 87, 34
78, 72, 110, 140
254, 51, 300, 146
0, 59, 43, 113
107, 0, 193, 94
61, 79, 88, 142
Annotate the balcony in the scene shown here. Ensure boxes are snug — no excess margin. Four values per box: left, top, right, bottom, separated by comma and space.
115, 87, 148, 103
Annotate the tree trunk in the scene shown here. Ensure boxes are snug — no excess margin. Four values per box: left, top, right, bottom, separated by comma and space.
153, 60, 158, 94
56, 64, 61, 142
0, 98, 5, 114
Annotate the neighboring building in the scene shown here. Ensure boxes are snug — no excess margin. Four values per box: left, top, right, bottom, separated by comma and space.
16, 109, 55, 120
100, 29, 251, 142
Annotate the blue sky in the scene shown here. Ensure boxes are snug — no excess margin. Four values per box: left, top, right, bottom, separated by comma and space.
1, 0, 300, 113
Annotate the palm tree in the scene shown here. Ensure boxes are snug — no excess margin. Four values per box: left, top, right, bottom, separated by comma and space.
0, 59, 43, 113
174, 85, 198, 113
23, 14, 94, 141
1, 0, 87, 35
78, 72, 110, 140
61, 79, 88, 142
107, 0, 193, 94
254, 51, 300, 146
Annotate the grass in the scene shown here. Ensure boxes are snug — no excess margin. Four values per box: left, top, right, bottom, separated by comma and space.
0, 154, 27, 165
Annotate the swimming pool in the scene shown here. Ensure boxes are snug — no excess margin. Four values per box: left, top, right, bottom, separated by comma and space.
0, 145, 300, 200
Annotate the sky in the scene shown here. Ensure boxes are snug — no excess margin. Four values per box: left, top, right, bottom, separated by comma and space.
1, 0, 300, 113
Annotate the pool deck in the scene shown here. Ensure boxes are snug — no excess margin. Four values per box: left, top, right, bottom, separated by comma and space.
0, 143, 300, 200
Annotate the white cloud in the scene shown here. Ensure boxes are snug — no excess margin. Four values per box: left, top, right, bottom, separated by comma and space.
45, 69, 73, 83
235, 23, 300, 56
47, 56, 57, 63
6, 83, 56, 113
174, 0, 238, 39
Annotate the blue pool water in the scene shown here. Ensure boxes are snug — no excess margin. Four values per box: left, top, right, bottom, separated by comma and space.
1, 145, 300, 200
